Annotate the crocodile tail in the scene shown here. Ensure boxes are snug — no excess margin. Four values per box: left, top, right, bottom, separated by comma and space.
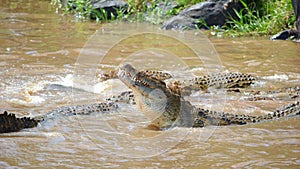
230, 101, 300, 124
193, 102, 300, 127
0, 111, 39, 133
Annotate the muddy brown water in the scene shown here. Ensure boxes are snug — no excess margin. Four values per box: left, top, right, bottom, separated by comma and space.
0, 0, 300, 168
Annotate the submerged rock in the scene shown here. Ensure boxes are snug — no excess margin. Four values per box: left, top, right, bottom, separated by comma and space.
161, 0, 251, 30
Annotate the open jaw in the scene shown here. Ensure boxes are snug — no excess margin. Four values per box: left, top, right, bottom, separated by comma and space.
117, 64, 168, 98
116, 64, 181, 129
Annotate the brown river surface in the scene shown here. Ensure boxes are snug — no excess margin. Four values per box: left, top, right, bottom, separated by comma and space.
0, 0, 300, 168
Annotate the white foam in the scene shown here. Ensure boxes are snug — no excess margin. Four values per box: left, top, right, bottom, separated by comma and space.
10, 96, 45, 106
262, 74, 289, 81
1, 131, 64, 138
54, 74, 74, 87
52, 74, 125, 94
7, 81, 48, 106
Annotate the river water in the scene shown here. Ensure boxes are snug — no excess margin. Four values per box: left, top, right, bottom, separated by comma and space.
0, 0, 300, 168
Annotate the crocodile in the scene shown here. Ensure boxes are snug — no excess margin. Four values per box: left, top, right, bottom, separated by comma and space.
117, 64, 300, 129
0, 102, 117, 133
1, 64, 299, 133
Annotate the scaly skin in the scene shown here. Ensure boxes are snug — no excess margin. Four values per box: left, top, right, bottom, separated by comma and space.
117, 64, 183, 128
0, 102, 117, 133
117, 64, 300, 129
1, 64, 299, 133
0, 111, 38, 133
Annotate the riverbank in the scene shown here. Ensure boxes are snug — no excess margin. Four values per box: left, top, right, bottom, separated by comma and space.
52, 0, 296, 38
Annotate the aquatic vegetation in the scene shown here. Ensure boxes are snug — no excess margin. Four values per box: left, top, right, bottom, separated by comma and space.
51, 0, 94, 20
51, 0, 296, 37
51, 0, 125, 21
50, 0, 198, 24
123, 0, 167, 24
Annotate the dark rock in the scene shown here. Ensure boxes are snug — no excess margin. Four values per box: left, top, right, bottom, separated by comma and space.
91, 0, 128, 20
161, 15, 198, 30
271, 0, 300, 40
161, 0, 250, 30
292, 0, 300, 32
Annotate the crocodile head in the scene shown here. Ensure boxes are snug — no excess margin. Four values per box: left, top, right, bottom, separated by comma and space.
117, 64, 182, 129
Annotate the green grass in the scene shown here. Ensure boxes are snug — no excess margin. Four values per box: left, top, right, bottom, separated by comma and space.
210, 0, 295, 37
51, 0, 124, 21
51, 0, 93, 20
123, 0, 168, 24
51, 0, 296, 37
50, 0, 202, 23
